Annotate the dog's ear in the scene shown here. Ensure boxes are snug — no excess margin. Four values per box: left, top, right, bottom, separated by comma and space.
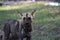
17, 11, 23, 16
19, 13, 23, 16
31, 10, 36, 16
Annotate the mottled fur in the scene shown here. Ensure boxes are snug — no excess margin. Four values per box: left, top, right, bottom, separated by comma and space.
0, 30, 4, 40
3, 19, 19, 40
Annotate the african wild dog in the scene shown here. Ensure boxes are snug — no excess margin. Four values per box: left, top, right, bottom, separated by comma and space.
0, 30, 4, 40
18, 10, 36, 40
3, 10, 36, 40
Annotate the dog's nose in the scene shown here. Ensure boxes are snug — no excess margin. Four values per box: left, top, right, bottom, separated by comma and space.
0, 35, 2, 39
26, 22, 29, 24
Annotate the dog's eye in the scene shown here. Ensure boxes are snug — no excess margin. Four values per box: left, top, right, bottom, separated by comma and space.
28, 17, 31, 20
23, 17, 25, 20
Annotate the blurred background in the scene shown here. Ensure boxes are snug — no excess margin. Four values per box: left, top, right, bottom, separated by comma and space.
0, 0, 60, 40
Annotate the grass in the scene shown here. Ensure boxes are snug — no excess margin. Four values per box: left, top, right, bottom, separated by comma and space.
0, 2, 60, 40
